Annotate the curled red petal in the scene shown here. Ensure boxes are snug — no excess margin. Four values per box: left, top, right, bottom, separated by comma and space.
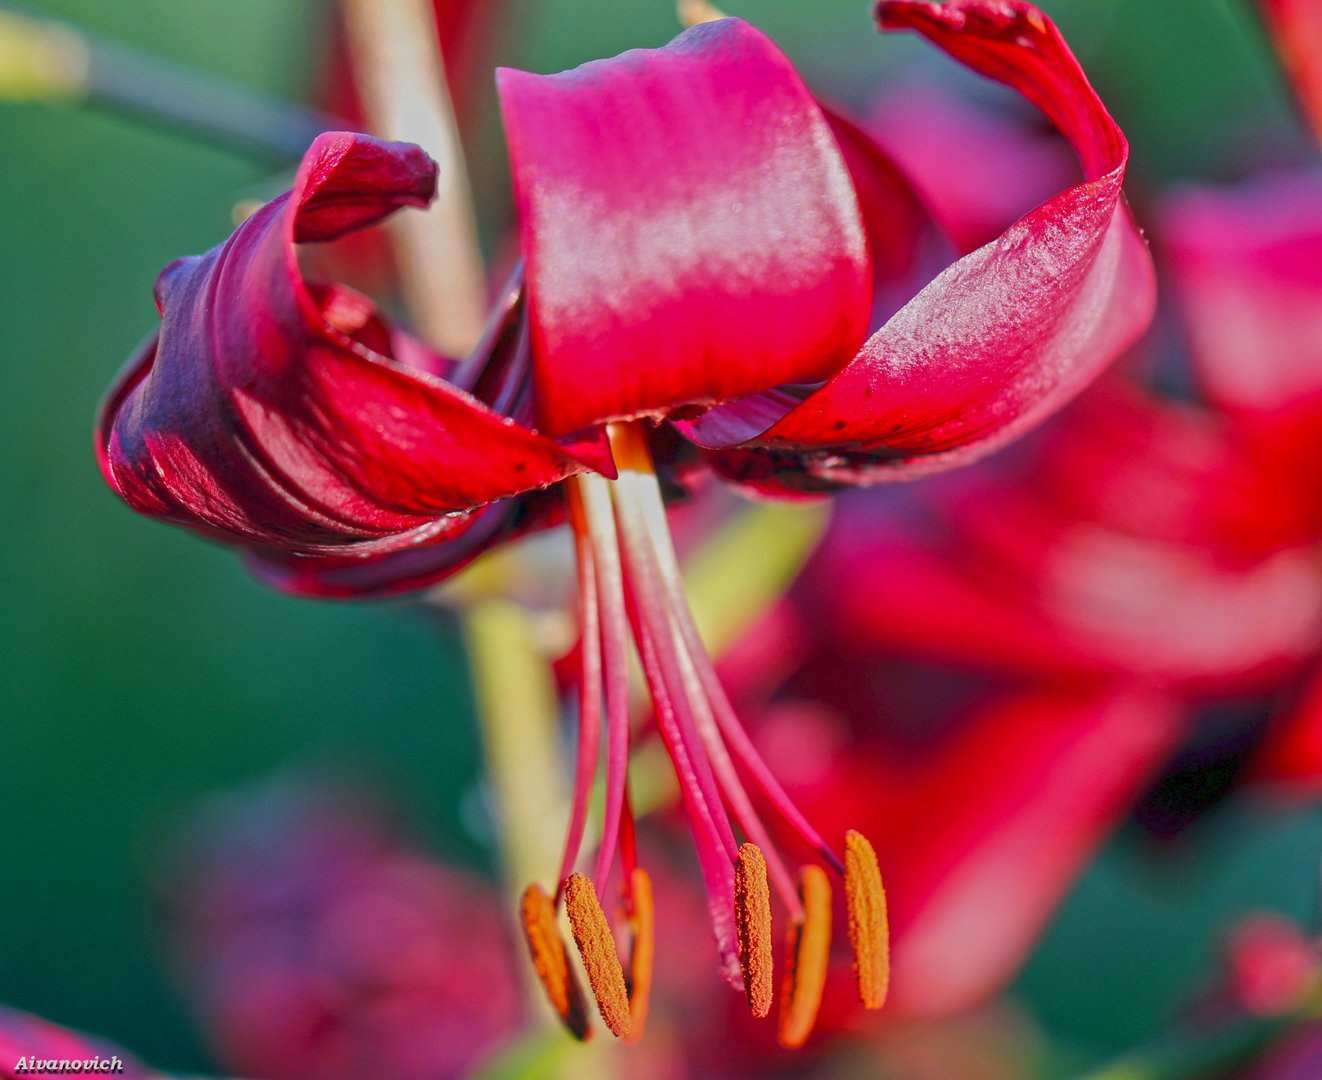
498, 17, 872, 438
98, 132, 593, 559
693, 0, 1155, 487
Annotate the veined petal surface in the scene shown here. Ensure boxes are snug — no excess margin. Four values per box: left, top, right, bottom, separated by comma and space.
499, 18, 873, 437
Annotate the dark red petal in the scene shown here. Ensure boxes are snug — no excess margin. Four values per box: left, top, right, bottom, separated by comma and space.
695, 0, 1155, 484
498, 17, 872, 437
824, 106, 949, 320
98, 132, 592, 558
247, 490, 564, 598
1248, 668, 1322, 796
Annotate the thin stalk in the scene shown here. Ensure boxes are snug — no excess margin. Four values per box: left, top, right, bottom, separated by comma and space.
463, 600, 570, 899
620, 425, 843, 874
554, 483, 602, 900
341, 0, 487, 356
616, 465, 801, 915
0, 6, 334, 161
578, 473, 633, 890
614, 481, 739, 865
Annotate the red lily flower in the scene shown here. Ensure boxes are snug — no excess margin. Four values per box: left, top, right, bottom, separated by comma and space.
96, 2, 1152, 1045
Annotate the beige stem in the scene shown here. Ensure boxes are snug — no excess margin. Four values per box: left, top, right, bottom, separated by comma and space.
340, 0, 487, 355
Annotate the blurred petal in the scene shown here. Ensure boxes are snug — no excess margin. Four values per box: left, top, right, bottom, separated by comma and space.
0, 1005, 156, 1079
1260, 0, 1322, 142
864, 78, 1079, 255
861, 690, 1183, 1016
1162, 169, 1322, 423
810, 385, 1322, 692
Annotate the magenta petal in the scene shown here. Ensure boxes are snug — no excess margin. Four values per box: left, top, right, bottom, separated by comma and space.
498, 18, 872, 437
1162, 168, 1322, 420
698, 1, 1155, 487
884, 689, 1184, 1016
98, 132, 591, 559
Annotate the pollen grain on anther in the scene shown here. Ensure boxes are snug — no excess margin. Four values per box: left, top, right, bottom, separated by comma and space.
565, 872, 633, 1038
519, 882, 592, 1040
735, 842, 775, 1018
623, 866, 655, 1043
844, 830, 890, 1009
778, 864, 832, 1049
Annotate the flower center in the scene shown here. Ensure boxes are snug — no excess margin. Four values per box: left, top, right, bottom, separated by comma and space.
519, 420, 888, 1047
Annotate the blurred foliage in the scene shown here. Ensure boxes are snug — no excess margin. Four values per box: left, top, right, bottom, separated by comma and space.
1, 0, 1318, 1074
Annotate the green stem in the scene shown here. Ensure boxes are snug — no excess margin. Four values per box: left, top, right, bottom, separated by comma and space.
463, 598, 570, 895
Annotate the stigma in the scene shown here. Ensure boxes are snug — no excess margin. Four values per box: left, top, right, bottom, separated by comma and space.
517, 421, 889, 1046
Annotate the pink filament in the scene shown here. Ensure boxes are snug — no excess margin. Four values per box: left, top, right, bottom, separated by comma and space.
555, 482, 602, 900
633, 465, 844, 875
578, 476, 633, 891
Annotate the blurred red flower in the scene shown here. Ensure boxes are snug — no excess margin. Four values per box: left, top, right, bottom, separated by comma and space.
160, 782, 523, 1080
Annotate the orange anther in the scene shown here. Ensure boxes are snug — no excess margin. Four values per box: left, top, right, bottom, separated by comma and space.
564, 872, 632, 1038
777, 864, 832, 1049
623, 866, 655, 1043
519, 883, 591, 1041
844, 830, 890, 1009
734, 843, 774, 1018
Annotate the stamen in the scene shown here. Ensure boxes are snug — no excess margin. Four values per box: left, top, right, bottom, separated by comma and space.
627, 602, 741, 987
735, 843, 775, 1018
519, 883, 592, 1041
844, 830, 890, 1009
564, 872, 633, 1038
555, 480, 602, 899
623, 866, 655, 1043
576, 472, 632, 890
614, 422, 843, 877
778, 865, 832, 1049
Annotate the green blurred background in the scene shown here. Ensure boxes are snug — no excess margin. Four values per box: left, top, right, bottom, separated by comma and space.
1, 0, 1318, 1073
